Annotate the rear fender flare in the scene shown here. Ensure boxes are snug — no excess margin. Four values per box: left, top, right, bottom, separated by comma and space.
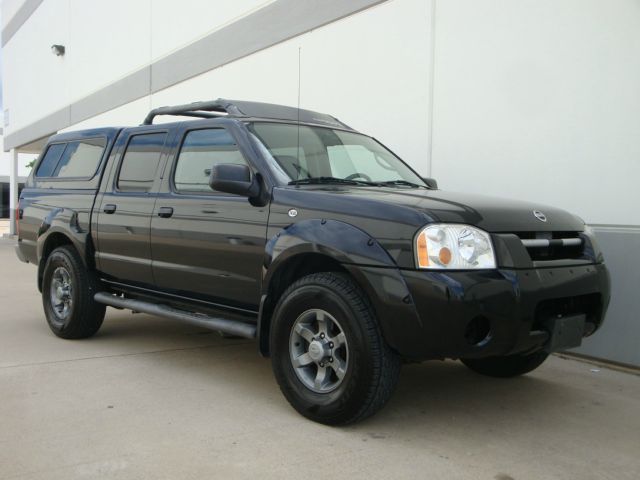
36, 208, 94, 287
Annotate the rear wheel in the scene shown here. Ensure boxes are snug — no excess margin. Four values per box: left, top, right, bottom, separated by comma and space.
42, 245, 106, 339
270, 272, 401, 425
461, 350, 549, 378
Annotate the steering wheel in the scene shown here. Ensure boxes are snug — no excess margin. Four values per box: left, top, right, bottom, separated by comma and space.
345, 172, 373, 182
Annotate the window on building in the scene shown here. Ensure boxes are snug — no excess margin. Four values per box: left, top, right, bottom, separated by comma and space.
35, 139, 106, 178
174, 129, 246, 193
117, 133, 167, 193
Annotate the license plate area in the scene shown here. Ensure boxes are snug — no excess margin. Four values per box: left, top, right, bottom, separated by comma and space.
543, 314, 586, 353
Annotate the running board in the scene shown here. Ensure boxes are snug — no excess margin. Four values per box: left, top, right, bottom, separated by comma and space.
94, 292, 256, 339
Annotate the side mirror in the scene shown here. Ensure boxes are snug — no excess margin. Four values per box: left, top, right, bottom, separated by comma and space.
209, 164, 260, 197
422, 177, 438, 189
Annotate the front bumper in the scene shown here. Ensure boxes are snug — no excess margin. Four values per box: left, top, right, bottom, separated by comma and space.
384, 263, 610, 360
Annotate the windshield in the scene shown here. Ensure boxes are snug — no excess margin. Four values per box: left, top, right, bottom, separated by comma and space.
248, 122, 426, 187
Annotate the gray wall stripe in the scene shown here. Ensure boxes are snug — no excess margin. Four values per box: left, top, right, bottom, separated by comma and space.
151, 0, 388, 92
70, 66, 151, 125
1, 0, 43, 46
5, 107, 69, 152
4, 0, 387, 151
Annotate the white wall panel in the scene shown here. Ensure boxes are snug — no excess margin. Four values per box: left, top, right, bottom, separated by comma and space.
152, 0, 432, 173
298, 0, 431, 172
431, 0, 640, 226
2, 0, 69, 132
67, 0, 151, 101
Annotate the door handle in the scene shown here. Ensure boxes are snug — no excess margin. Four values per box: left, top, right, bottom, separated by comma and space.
103, 204, 117, 214
157, 207, 174, 218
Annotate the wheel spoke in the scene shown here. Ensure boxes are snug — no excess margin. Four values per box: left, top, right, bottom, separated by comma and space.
333, 332, 346, 348
292, 352, 313, 368
316, 313, 329, 336
294, 323, 315, 343
314, 366, 331, 389
331, 354, 347, 380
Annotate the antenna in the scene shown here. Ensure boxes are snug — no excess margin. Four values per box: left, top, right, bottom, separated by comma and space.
296, 46, 302, 177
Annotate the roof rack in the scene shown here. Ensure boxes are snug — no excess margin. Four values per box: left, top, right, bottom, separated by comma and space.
142, 99, 241, 125
142, 98, 351, 129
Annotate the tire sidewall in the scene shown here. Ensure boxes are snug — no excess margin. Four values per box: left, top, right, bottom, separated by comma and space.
271, 280, 377, 422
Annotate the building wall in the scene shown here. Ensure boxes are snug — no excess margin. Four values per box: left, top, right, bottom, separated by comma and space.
2, 0, 638, 365
429, 0, 640, 366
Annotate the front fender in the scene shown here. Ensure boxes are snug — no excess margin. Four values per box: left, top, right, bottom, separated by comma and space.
263, 219, 396, 288
262, 219, 425, 358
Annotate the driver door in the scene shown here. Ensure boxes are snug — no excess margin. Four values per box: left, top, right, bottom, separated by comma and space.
150, 126, 269, 311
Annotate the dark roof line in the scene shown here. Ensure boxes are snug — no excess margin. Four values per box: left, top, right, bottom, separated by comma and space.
142, 98, 351, 129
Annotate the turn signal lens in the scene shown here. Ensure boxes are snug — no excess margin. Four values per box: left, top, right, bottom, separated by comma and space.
416, 231, 429, 268
414, 224, 496, 270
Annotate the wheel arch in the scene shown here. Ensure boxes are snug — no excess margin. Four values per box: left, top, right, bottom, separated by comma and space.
257, 219, 418, 357
36, 209, 95, 292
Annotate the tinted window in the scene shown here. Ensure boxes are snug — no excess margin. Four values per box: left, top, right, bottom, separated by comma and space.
174, 129, 246, 192
117, 133, 167, 192
36, 144, 66, 177
53, 138, 106, 178
36, 139, 106, 178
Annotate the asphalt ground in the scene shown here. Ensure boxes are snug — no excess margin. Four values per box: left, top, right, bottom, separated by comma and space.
1, 238, 638, 479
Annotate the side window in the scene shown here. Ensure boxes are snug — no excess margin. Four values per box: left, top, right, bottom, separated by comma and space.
174, 129, 246, 193
36, 144, 66, 177
36, 139, 106, 178
117, 132, 167, 193
53, 138, 106, 178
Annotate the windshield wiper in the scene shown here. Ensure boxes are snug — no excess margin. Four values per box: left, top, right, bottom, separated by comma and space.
379, 180, 428, 189
288, 177, 378, 186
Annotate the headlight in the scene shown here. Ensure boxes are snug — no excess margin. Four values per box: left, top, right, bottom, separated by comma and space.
415, 224, 496, 269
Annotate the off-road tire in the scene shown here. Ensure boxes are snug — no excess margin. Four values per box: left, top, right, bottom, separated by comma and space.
42, 245, 106, 339
270, 272, 401, 425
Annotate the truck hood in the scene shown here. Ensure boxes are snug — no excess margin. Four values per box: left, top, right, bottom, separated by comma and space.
280, 186, 585, 233
375, 188, 583, 232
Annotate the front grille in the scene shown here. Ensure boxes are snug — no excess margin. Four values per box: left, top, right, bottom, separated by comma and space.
515, 231, 584, 261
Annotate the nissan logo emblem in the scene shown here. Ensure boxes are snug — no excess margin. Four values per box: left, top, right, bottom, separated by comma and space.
533, 210, 547, 222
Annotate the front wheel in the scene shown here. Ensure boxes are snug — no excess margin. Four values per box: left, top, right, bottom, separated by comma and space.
461, 350, 549, 378
270, 272, 401, 425
42, 245, 106, 339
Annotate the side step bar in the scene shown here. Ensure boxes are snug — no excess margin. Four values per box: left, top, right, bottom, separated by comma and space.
94, 292, 256, 339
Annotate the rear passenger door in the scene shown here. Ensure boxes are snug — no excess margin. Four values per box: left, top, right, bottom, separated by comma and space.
95, 129, 170, 286
150, 125, 269, 310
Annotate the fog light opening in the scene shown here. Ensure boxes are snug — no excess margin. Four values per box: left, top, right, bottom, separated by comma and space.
465, 316, 491, 346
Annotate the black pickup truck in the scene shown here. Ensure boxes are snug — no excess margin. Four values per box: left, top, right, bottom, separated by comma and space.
16, 99, 610, 425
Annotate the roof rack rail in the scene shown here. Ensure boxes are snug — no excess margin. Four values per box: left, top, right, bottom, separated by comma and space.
142, 99, 242, 125
142, 98, 352, 129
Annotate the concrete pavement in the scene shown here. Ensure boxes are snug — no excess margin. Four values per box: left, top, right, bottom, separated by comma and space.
0, 239, 638, 480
